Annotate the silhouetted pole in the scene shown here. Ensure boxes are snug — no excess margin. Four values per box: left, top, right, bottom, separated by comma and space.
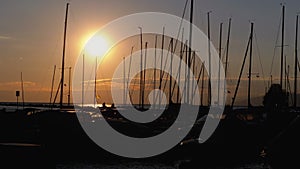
94, 56, 97, 108
21, 72, 25, 110
176, 32, 184, 103
224, 18, 232, 105
127, 47, 134, 104
248, 23, 254, 108
50, 65, 56, 109
159, 27, 165, 109
16, 91, 20, 112
187, 0, 194, 105
138, 27, 143, 109
231, 24, 252, 108
280, 4, 285, 88
294, 14, 298, 108
82, 54, 85, 108
142, 42, 148, 109
191, 51, 196, 104
207, 11, 212, 106
154, 36, 157, 109
201, 62, 205, 106
68, 67, 71, 106
60, 3, 69, 109
169, 38, 174, 104
218, 23, 223, 105
123, 57, 126, 106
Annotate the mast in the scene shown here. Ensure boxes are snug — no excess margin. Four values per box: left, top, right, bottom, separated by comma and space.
201, 62, 205, 106
169, 38, 174, 104
191, 51, 196, 104
280, 4, 285, 88
294, 14, 298, 108
159, 27, 165, 109
50, 65, 56, 109
184, 41, 188, 103
224, 18, 232, 104
207, 11, 212, 106
225, 18, 231, 78
94, 56, 97, 107
123, 57, 126, 106
21, 72, 25, 110
82, 54, 85, 108
138, 27, 143, 109
187, 0, 194, 104
176, 31, 184, 103
127, 47, 134, 104
142, 42, 148, 109
60, 3, 70, 109
231, 23, 253, 108
218, 23, 223, 105
248, 22, 254, 108
154, 36, 157, 108
68, 67, 71, 106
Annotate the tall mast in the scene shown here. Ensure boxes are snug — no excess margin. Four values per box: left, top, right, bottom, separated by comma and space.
177, 31, 184, 103
280, 4, 285, 88
127, 46, 134, 104
169, 38, 174, 104
139, 27, 143, 109
68, 67, 71, 106
231, 23, 253, 108
191, 51, 196, 104
50, 65, 56, 109
187, 0, 194, 105
159, 27, 165, 109
207, 11, 212, 106
218, 23, 223, 105
123, 57, 126, 106
224, 18, 232, 104
21, 72, 25, 110
60, 3, 70, 109
248, 23, 254, 108
225, 18, 231, 77
82, 54, 85, 108
94, 57, 97, 107
201, 62, 205, 106
142, 42, 148, 109
294, 14, 299, 108
153, 36, 157, 108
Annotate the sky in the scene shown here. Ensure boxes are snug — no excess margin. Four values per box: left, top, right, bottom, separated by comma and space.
1, 0, 300, 105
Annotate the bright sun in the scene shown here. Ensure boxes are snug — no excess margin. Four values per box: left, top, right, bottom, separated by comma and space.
85, 35, 109, 57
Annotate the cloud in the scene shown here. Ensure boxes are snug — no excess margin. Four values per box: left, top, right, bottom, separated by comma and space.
0, 81, 37, 91
0, 35, 14, 40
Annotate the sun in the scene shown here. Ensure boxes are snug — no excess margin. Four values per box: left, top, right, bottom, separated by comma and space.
85, 35, 109, 57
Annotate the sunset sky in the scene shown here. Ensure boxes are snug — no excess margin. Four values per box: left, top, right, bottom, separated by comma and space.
1, 0, 300, 105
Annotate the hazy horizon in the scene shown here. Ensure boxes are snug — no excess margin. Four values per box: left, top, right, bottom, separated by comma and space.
1, 0, 300, 106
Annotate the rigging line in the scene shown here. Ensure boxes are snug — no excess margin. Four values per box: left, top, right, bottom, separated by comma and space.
127, 50, 139, 104
173, 0, 189, 53
162, 40, 173, 95
254, 30, 267, 89
269, 12, 282, 78
231, 34, 251, 108
127, 47, 134, 103
52, 80, 62, 106
192, 62, 204, 104
285, 65, 293, 104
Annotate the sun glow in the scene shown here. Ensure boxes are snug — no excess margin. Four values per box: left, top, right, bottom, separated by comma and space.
85, 35, 109, 57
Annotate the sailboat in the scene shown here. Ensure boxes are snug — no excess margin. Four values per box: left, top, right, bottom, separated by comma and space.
265, 6, 300, 168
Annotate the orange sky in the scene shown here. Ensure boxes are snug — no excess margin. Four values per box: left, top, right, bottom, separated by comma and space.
1, 0, 300, 106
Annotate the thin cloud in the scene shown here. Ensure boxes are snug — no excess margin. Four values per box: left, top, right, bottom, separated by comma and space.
0, 35, 14, 40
